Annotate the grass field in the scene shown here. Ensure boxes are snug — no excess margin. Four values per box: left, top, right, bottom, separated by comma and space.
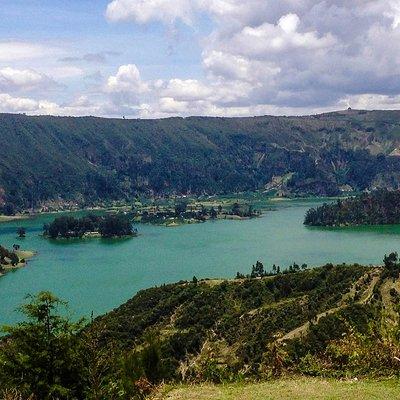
156, 378, 400, 400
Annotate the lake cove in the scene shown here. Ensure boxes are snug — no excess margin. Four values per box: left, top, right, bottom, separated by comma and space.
1, 198, 400, 325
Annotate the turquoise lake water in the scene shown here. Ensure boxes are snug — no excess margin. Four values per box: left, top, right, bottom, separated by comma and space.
1, 199, 400, 325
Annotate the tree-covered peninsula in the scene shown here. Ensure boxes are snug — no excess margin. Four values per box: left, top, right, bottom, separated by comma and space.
43, 214, 136, 239
304, 190, 400, 226
0, 245, 35, 276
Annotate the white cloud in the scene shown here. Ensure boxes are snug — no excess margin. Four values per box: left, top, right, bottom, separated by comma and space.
66, 1, 400, 116
162, 79, 212, 101
4, 1, 400, 117
0, 41, 57, 62
106, 0, 195, 25
0, 93, 109, 116
203, 50, 280, 85
222, 15, 336, 59
340, 93, 400, 110
382, 0, 400, 29
106, 64, 148, 93
0, 67, 50, 91
278, 13, 299, 34
0, 93, 38, 112
159, 97, 190, 113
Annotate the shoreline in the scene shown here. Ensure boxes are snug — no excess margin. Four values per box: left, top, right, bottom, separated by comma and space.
0, 214, 32, 223
0, 194, 338, 226
43, 232, 138, 240
0, 249, 36, 277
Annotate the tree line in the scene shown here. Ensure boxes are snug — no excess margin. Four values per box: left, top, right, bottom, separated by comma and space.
304, 189, 400, 226
236, 260, 308, 279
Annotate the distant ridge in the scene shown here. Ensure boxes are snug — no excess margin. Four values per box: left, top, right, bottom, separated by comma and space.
2, 109, 400, 211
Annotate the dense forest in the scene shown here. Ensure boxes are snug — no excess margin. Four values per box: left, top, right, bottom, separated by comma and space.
3, 109, 400, 212
1, 258, 399, 399
43, 214, 136, 238
304, 189, 400, 226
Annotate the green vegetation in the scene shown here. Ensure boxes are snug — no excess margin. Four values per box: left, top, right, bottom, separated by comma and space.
16, 227, 26, 238
3, 110, 400, 212
236, 260, 307, 279
1, 257, 400, 399
305, 189, 400, 226
136, 201, 259, 226
43, 214, 137, 239
0, 245, 20, 269
158, 378, 400, 400
0, 245, 35, 276
0, 292, 86, 399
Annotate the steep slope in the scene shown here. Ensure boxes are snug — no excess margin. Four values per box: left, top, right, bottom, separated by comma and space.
93, 263, 400, 381
2, 109, 400, 210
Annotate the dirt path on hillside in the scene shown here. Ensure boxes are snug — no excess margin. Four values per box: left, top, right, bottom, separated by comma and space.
278, 269, 382, 342
380, 278, 400, 326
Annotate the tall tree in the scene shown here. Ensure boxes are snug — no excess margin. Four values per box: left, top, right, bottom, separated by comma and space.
0, 292, 86, 399
17, 227, 26, 238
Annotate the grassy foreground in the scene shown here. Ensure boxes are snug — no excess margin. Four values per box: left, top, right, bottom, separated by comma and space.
156, 378, 400, 400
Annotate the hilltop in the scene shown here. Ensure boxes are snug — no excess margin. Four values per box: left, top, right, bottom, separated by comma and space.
2, 109, 400, 212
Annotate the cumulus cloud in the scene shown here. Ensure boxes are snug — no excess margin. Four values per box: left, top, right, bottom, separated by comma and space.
106, 64, 148, 94
161, 79, 212, 101
0, 67, 53, 92
100, 0, 400, 117
221, 14, 336, 59
4, 1, 400, 117
0, 93, 38, 112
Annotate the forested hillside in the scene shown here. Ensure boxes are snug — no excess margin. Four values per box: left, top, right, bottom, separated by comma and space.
3, 109, 400, 211
304, 189, 400, 226
1, 260, 400, 398
91, 260, 399, 394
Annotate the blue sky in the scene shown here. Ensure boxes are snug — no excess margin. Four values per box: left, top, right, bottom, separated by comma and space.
0, 1, 400, 117
0, 1, 206, 78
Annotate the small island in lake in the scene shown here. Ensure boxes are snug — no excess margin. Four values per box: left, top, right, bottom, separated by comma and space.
43, 214, 137, 239
134, 200, 260, 226
304, 189, 400, 226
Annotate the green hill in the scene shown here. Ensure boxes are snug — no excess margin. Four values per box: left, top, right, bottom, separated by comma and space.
3, 109, 400, 211
304, 189, 400, 226
1, 260, 400, 399
94, 262, 400, 383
